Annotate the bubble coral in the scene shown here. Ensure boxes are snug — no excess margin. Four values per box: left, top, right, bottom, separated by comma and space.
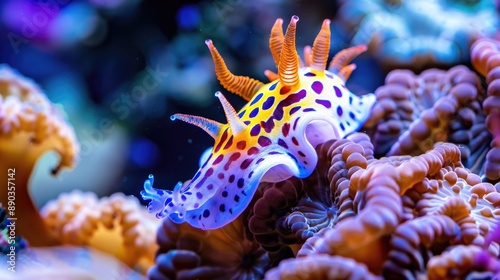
149, 191, 269, 280
363, 65, 491, 176
40, 190, 160, 273
470, 37, 500, 181
0, 65, 79, 246
336, 0, 500, 70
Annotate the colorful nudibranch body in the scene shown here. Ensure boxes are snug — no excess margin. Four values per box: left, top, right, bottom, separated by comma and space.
141, 16, 376, 229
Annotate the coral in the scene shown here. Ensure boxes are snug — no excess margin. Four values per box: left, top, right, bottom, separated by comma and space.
470, 37, 500, 181
427, 245, 500, 280
41, 190, 160, 273
142, 15, 500, 280
141, 16, 376, 230
336, 0, 500, 69
363, 65, 490, 176
149, 200, 269, 280
265, 254, 382, 280
247, 133, 373, 263
0, 65, 79, 246
295, 141, 500, 277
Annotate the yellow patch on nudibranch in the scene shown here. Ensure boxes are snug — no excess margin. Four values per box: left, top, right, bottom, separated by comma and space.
141, 16, 376, 229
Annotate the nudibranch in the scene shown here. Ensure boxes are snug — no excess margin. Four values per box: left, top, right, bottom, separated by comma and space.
141, 16, 376, 229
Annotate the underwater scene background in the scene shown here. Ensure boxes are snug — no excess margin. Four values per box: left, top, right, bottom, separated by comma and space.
0, 0, 500, 279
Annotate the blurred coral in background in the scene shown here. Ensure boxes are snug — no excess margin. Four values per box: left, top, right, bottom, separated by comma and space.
0, 0, 499, 279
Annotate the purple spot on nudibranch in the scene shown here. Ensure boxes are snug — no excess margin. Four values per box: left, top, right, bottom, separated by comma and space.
326, 74, 333, 79
244, 120, 251, 125
240, 158, 253, 169
250, 92, 263, 106
228, 175, 235, 183
219, 204, 225, 212
340, 123, 345, 131
293, 117, 300, 130
205, 168, 214, 177
248, 171, 254, 178
334, 86, 342, 98
278, 138, 288, 149
236, 140, 246, 150
222, 191, 228, 197
337, 106, 343, 116
303, 108, 315, 112
247, 147, 259, 155
292, 137, 299, 146
273, 89, 307, 121
289, 106, 300, 115
224, 153, 241, 170
298, 151, 306, 157
262, 96, 275, 110
217, 173, 224, 179
234, 195, 240, 202
315, 99, 331, 108
249, 108, 259, 118
194, 203, 199, 208
268, 151, 281, 155
258, 136, 272, 147
250, 124, 261, 136
214, 129, 229, 153
311, 81, 323, 94
196, 192, 203, 199
304, 72, 316, 77
165, 198, 172, 206
349, 96, 353, 104
238, 110, 246, 118
349, 112, 356, 120
207, 184, 214, 190
256, 158, 265, 164
282, 123, 290, 137
261, 118, 275, 133
223, 135, 233, 150
203, 209, 210, 218
269, 82, 278, 90
181, 195, 187, 201
213, 154, 224, 165
237, 178, 244, 188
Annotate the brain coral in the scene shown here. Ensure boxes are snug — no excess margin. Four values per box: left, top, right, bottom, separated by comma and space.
471, 37, 500, 181
363, 65, 492, 178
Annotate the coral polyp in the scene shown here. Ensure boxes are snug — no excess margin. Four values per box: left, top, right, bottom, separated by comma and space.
141, 16, 376, 230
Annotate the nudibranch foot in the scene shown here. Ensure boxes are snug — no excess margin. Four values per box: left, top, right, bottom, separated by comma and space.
142, 16, 377, 230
